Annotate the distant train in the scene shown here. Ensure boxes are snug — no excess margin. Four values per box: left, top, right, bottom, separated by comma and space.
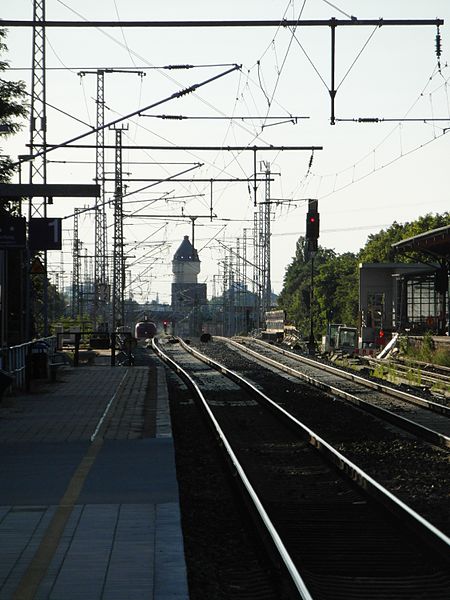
135, 320, 157, 340
262, 310, 286, 341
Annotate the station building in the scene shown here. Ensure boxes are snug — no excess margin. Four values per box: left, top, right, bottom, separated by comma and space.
359, 224, 450, 348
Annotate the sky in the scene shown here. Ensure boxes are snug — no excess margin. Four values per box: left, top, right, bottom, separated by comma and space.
2, 0, 450, 304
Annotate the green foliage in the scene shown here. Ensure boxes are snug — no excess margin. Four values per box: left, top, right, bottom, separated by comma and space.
433, 349, 450, 368
359, 213, 450, 264
0, 29, 28, 138
401, 332, 450, 368
0, 28, 28, 200
51, 316, 93, 334
372, 363, 385, 379
420, 332, 435, 361
277, 237, 358, 337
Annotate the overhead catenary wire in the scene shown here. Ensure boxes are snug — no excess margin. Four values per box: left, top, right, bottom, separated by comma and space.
13, 64, 242, 166
0, 78, 95, 130
295, 65, 450, 203
34, 0, 302, 213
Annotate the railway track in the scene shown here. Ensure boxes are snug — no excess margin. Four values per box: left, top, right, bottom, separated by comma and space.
153, 337, 450, 600
225, 336, 450, 449
363, 354, 450, 395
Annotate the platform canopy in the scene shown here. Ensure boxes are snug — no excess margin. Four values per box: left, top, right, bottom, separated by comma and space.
392, 224, 450, 261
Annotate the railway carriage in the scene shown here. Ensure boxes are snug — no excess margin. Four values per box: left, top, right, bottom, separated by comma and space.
263, 310, 286, 341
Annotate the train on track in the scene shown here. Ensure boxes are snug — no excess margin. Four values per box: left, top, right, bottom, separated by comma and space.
135, 319, 157, 340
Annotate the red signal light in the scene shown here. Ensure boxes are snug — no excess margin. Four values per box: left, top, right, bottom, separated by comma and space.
306, 211, 320, 239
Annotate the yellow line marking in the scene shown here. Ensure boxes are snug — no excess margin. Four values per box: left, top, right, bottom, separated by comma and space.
13, 371, 130, 600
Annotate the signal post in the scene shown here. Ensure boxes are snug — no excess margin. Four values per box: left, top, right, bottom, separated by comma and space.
305, 199, 320, 355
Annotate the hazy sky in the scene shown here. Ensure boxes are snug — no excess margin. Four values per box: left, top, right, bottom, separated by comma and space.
2, 1, 450, 302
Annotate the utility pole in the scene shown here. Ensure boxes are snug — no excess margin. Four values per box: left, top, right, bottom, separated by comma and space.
305, 199, 320, 355
253, 161, 273, 328
28, 0, 48, 338
93, 69, 107, 329
261, 162, 272, 316
236, 237, 241, 334
71, 208, 81, 318
111, 126, 126, 335
253, 211, 261, 331
77, 69, 145, 329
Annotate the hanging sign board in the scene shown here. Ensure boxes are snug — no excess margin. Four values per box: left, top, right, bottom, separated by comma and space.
0, 216, 26, 249
29, 218, 62, 250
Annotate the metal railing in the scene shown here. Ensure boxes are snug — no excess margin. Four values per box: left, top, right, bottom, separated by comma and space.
0, 336, 57, 391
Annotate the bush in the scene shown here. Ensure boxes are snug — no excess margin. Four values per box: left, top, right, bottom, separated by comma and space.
432, 348, 450, 368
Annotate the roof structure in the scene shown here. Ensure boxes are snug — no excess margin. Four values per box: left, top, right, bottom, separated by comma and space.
392, 225, 450, 261
172, 235, 199, 262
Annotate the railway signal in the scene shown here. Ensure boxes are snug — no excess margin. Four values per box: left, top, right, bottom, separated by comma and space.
306, 211, 320, 240
305, 199, 320, 253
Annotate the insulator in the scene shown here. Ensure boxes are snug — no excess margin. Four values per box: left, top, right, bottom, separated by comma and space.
435, 28, 442, 58
164, 64, 194, 70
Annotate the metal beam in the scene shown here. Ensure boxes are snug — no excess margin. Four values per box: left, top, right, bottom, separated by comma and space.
103, 177, 274, 182
0, 184, 100, 197
1, 19, 444, 27
35, 144, 323, 151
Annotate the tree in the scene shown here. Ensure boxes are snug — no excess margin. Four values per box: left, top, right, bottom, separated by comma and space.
315, 251, 358, 328
277, 238, 348, 336
359, 213, 450, 264
0, 28, 28, 188
0, 29, 30, 345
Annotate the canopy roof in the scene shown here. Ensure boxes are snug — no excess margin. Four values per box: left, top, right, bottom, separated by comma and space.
392, 224, 450, 261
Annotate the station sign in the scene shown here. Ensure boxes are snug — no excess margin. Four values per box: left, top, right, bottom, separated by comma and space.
29, 218, 62, 250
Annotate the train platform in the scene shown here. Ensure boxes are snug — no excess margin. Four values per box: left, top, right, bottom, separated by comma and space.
0, 349, 189, 600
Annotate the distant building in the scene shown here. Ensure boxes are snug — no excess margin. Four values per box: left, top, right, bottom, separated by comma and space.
171, 235, 207, 336
359, 262, 434, 345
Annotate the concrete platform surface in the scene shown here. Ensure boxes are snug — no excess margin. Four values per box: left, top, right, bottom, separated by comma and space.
0, 359, 189, 600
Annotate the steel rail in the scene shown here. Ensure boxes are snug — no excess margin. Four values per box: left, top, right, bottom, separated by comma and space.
397, 356, 450, 376
151, 338, 314, 600
172, 337, 450, 560
237, 337, 450, 418
224, 336, 450, 448
365, 356, 450, 386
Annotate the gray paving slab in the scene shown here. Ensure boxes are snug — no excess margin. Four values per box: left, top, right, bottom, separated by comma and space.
78, 439, 180, 504
0, 506, 56, 600
0, 360, 189, 599
155, 503, 189, 600
0, 442, 88, 505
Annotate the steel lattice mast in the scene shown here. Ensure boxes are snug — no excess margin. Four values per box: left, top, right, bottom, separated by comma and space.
77, 69, 144, 328
95, 71, 107, 327
28, 0, 48, 337
111, 127, 125, 332
71, 208, 81, 318
29, 0, 47, 218
261, 162, 272, 316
